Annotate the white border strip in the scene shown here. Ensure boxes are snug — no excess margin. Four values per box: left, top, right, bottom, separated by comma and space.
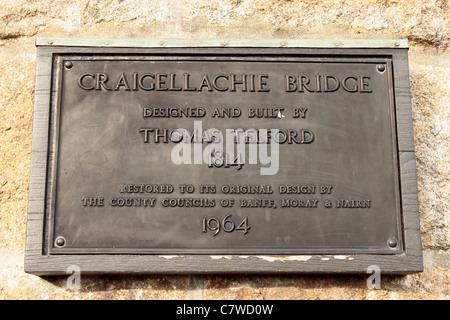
36, 38, 408, 48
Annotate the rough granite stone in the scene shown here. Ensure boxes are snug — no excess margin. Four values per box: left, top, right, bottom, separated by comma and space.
1, 0, 449, 49
0, 0, 448, 300
409, 59, 450, 251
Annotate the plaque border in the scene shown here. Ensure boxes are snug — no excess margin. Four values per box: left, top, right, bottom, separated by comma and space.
25, 39, 422, 275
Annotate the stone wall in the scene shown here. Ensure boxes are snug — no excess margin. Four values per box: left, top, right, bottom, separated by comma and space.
0, 0, 448, 299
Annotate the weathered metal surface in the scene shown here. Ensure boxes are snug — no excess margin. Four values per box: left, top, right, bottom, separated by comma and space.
49, 55, 401, 254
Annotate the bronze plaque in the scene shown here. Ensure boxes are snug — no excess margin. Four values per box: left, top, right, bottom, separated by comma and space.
50, 56, 401, 254
25, 39, 422, 274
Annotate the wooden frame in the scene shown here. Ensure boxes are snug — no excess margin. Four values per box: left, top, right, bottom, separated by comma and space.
25, 39, 422, 275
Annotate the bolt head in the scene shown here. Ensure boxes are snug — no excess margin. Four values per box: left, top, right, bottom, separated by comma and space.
55, 237, 65, 247
388, 238, 398, 248
64, 61, 73, 69
377, 64, 386, 73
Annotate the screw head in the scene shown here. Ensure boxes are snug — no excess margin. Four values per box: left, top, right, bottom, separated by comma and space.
55, 237, 66, 247
377, 64, 386, 73
388, 238, 398, 248
64, 61, 73, 69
